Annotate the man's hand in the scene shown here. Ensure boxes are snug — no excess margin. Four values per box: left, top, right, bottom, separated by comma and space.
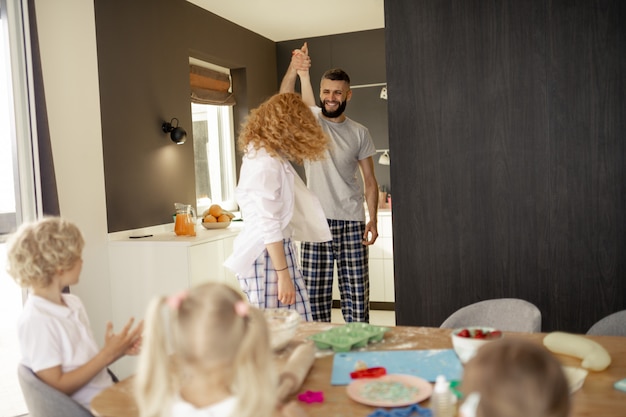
363, 220, 379, 246
280, 42, 312, 95
291, 42, 310, 74
279, 42, 311, 93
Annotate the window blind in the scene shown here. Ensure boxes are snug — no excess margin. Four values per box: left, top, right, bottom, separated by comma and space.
190, 64, 236, 106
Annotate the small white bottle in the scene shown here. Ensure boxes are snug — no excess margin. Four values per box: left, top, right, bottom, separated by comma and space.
431, 375, 455, 417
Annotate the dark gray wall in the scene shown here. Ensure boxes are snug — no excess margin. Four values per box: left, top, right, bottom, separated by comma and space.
277, 30, 390, 191
94, 0, 277, 232
386, 0, 626, 333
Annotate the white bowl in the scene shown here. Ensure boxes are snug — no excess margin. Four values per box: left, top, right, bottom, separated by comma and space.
264, 308, 301, 351
201, 221, 231, 229
451, 326, 503, 364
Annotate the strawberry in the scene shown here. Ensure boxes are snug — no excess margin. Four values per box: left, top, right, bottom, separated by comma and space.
473, 329, 486, 339
457, 329, 471, 338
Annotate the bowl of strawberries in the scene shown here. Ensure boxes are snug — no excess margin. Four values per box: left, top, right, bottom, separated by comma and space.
451, 326, 503, 364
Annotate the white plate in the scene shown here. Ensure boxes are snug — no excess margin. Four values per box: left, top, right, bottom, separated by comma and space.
201, 221, 231, 230
346, 374, 433, 407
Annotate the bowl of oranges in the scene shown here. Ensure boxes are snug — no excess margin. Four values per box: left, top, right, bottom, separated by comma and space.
201, 204, 234, 229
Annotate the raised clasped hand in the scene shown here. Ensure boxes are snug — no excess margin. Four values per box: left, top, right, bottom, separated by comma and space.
291, 42, 310, 74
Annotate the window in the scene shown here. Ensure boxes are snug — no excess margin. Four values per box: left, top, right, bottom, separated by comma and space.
0, 3, 16, 236
192, 102, 237, 214
190, 62, 237, 214
1, 1, 34, 415
1, 0, 38, 237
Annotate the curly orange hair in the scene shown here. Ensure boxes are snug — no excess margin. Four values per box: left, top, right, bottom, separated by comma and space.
237, 92, 329, 165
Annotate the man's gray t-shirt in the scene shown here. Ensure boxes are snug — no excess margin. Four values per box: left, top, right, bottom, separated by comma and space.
304, 107, 377, 222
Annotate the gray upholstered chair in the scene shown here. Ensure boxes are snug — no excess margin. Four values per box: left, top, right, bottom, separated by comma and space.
440, 298, 542, 332
586, 310, 626, 337
17, 364, 95, 417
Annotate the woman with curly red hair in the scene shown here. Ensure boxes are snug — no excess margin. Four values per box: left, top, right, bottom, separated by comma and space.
224, 92, 331, 320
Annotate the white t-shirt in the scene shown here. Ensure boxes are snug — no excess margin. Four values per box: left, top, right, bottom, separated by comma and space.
305, 107, 377, 221
170, 395, 237, 417
18, 293, 113, 408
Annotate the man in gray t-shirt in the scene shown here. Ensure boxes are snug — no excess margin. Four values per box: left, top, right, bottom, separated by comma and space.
280, 43, 379, 322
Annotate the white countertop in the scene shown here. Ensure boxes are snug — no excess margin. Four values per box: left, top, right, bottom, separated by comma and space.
109, 209, 390, 246
108, 221, 244, 246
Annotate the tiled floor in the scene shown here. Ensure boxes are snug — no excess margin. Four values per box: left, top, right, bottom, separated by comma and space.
331, 308, 396, 327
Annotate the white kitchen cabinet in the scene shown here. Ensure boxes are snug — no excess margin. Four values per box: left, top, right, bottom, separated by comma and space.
107, 223, 242, 377
377, 211, 395, 302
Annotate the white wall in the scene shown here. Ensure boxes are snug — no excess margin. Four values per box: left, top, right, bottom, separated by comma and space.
34, 0, 112, 345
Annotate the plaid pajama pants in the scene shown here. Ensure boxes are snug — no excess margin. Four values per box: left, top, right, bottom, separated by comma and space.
237, 238, 313, 321
301, 219, 369, 323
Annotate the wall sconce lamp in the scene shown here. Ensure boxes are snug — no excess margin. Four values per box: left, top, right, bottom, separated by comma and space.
162, 118, 187, 145
376, 149, 390, 166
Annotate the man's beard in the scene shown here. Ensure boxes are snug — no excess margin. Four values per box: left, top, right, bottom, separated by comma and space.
319, 98, 347, 118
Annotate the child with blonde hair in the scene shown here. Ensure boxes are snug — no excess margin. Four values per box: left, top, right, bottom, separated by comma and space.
135, 282, 307, 417
460, 337, 571, 417
6, 217, 143, 409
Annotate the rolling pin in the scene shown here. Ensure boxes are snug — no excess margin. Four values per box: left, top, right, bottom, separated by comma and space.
277, 341, 317, 402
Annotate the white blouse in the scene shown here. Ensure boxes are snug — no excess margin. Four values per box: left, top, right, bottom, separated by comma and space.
224, 147, 330, 276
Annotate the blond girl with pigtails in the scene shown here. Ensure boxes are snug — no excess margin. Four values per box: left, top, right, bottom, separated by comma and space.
135, 282, 306, 417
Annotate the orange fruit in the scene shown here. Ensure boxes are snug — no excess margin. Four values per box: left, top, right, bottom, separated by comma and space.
217, 214, 231, 223
203, 214, 217, 223
208, 204, 223, 218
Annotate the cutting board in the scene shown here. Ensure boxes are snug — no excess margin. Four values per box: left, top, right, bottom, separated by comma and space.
331, 349, 463, 385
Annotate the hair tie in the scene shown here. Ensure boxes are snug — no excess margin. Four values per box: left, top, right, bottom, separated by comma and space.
234, 300, 249, 317
166, 290, 188, 310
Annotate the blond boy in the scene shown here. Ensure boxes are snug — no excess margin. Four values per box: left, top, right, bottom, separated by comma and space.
6, 217, 142, 409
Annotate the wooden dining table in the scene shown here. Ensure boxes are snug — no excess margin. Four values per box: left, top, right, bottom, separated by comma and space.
91, 322, 626, 417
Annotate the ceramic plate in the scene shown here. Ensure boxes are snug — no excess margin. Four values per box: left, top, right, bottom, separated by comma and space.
346, 374, 433, 407
201, 221, 231, 229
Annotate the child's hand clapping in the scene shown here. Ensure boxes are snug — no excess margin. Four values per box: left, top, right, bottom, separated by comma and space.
103, 318, 144, 363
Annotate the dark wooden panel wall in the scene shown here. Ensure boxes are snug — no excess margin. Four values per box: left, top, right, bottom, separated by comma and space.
94, 0, 277, 232
385, 0, 625, 332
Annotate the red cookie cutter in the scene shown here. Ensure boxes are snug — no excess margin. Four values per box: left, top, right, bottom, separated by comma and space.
350, 367, 387, 379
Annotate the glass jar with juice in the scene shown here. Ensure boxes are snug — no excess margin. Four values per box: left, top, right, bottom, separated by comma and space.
174, 203, 196, 236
